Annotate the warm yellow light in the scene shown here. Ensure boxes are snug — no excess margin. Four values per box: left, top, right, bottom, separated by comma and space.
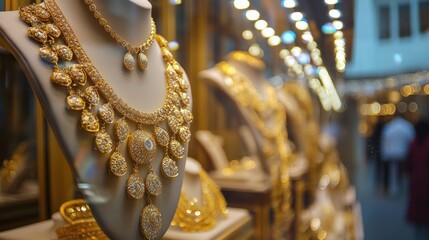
255, 20, 268, 30
295, 21, 309, 30
334, 31, 343, 39
401, 85, 413, 97
282, 0, 296, 8
325, 0, 338, 5
291, 46, 302, 56
290, 12, 303, 21
332, 20, 343, 30
302, 31, 313, 41
307, 41, 318, 50
249, 43, 264, 57
234, 0, 250, 10
334, 38, 345, 47
424, 84, 429, 94
261, 27, 275, 38
168, 41, 179, 51
246, 10, 260, 21
169, 0, 182, 5
242, 30, 253, 40
311, 218, 321, 231
279, 49, 290, 59
268, 35, 281, 46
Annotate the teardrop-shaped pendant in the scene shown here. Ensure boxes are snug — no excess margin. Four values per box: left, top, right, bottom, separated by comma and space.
137, 52, 148, 71
123, 52, 136, 71
126, 172, 145, 200
55, 45, 73, 61
109, 151, 127, 177
50, 68, 71, 87
115, 118, 129, 142
81, 110, 100, 133
98, 103, 115, 124
161, 156, 179, 178
69, 64, 87, 86
169, 139, 185, 159
154, 127, 169, 147
145, 171, 162, 196
141, 204, 162, 240
95, 129, 113, 154
45, 24, 61, 38
83, 86, 100, 106
39, 46, 58, 64
66, 93, 85, 110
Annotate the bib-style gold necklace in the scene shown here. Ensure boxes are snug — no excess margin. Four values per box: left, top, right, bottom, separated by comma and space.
83, 0, 156, 71
20, 1, 192, 239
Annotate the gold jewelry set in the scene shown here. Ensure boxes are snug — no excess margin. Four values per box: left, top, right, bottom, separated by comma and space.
226, 51, 266, 71
20, 1, 192, 239
216, 56, 292, 239
56, 199, 108, 240
171, 170, 228, 232
83, 0, 156, 71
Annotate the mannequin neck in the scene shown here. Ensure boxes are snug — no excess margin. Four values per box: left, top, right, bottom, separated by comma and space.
55, 0, 152, 46
227, 59, 268, 94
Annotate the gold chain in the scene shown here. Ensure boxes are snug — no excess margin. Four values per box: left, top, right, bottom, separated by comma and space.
171, 170, 228, 232
216, 61, 292, 239
20, 1, 193, 239
82, 0, 157, 71
225, 51, 266, 71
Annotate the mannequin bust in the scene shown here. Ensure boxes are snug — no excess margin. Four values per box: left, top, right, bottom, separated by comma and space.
198, 52, 283, 176
0, 0, 191, 239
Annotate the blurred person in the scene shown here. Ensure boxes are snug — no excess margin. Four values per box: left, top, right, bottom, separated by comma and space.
406, 120, 429, 240
381, 113, 415, 195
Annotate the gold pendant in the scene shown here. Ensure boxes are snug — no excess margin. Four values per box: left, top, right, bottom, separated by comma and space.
154, 127, 169, 147
145, 171, 162, 196
51, 68, 71, 86
80, 110, 100, 133
181, 109, 193, 123
141, 204, 162, 240
69, 64, 87, 86
137, 52, 148, 71
178, 126, 191, 142
95, 129, 113, 154
128, 130, 156, 165
66, 93, 85, 110
109, 151, 127, 177
167, 116, 180, 134
169, 139, 184, 159
83, 86, 100, 106
115, 118, 129, 142
40, 46, 58, 64
98, 103, 115, 124
126, 172, 145, 200
161, 156, 178, 178
55, 45, 73, 61
28, 27, 47, 43
123, 52, 136, 71
45, 23, 61, 38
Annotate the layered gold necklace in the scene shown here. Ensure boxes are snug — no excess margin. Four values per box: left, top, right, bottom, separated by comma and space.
171, 170, 228, 232
20, 1, 192, 239
216, 59, 292, 239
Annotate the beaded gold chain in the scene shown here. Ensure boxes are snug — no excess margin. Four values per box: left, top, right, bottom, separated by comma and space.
216, 60, 292, 239
171, 170, 228, 232
83, 0, 157, 71
19, 1, 193, 239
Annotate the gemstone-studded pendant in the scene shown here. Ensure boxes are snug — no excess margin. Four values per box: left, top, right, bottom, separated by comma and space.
95, 129, 113, 154
33, 6, 50, 20
123, 52, 136, 71
83, 86, 100, 106
180, 92, 190, 106
126, 172, 145, 199
28, 27, 47, 43
69, 64, 87, 86
81, 110, 100, 133
40, 46, 58, 64
178, 126, 191, 142
161, 157, 179, 178
115, 118, 129, 142
169, 139, 184, 159
51, 68, 71, 87
154, 127, 169, 147
167, 116, 180, 134
98, 104, 115, 124
109, 151, 127, 177
172, 61, 184, 77
128, 130, 156, 165
137, 52, 148, 70
45, 24, 61, 38
66, 94, 85, 110
145, 171, 162, 196
161, 47, 173, 62
181, 109, 193, 123
141, 204, 162, 240
171, 92, 181, 107
55, 45, 73, 61
178, 78, 189, 91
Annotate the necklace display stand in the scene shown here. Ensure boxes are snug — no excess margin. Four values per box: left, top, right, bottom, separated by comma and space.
0, 1, 191, 239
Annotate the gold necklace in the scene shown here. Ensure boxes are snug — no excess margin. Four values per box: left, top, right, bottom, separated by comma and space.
225, 51, 266, 71
171, 170, 228, 232
83, 0, 157, 71
20, 1, 193, 239
216, 61, 292, 239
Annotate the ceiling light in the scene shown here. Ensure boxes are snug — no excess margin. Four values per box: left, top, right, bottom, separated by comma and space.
261, 27, 275, 38
255, 20, 268, 30
282, 0, 296, 8
246, 10, 260, 21
332, 20, 344, 30
329, 9, 341, 19
242, 30, 253, 40
234, 0, 250, 10
324, 0, 338, 5
295, 21, 309, 30
281, 31, 296, 44
290, 12, 303, 21
268, 35, 281, 46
